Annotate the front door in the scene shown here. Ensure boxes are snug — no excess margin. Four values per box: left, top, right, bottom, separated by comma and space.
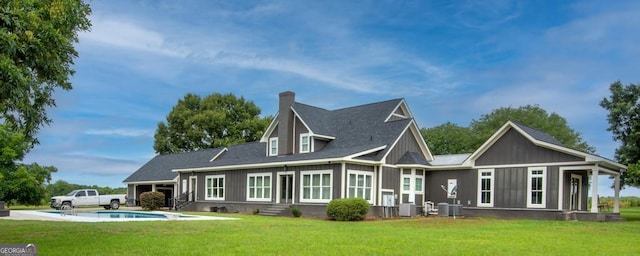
569, 174, 582, 211
279, 174, 294, 204
190, 176, 197, 201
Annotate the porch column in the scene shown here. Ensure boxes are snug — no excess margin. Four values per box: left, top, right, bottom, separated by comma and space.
614, 174, 621, 213
152, 183, 156, 192
590, 168, 599, 213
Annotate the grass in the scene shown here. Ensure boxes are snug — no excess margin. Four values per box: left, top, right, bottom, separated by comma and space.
1, 208, 640, 255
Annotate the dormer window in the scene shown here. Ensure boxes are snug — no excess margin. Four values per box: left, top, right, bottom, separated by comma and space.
269, 137, 278, 156
300, 133, 310, 153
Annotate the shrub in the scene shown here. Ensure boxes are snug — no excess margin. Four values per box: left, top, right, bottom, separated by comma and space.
291, 207, 302, 217
253, 208, 260, 215
140, 191, 165, 210
327, 198, 369, 221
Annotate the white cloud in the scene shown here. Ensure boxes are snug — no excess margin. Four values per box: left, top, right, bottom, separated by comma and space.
85, 128, 154, 137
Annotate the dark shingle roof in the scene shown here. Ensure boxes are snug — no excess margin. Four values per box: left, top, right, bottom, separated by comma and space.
127, 98, 417, 177
123, 148, 223, 183
397, 151, 430, 165
510, 121, 564, 147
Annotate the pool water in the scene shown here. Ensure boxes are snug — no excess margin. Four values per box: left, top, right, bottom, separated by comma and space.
46, 211, 180, 219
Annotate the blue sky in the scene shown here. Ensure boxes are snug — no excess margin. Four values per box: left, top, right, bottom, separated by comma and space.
23, 1, 640, 196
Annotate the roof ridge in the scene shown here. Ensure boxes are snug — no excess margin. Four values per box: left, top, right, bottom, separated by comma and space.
332, 98, 403, 112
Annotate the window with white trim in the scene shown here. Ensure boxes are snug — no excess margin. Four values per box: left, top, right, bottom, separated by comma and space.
301, 171, 332, 203
348, 171, 373, 203
402, 176, 411, 192
247, 173, 271, 201
269, 137, 278, 156
415, 176, 424, 194
477, 169, 494, 207
527, 167, 546, 208
205, 175, 224, 200
300, 133, 310, 153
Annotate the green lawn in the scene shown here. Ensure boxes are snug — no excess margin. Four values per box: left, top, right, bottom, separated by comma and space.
1, 208, 639, 255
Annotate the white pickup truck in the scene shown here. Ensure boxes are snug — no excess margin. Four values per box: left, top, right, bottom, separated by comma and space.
50, 189, 128, 210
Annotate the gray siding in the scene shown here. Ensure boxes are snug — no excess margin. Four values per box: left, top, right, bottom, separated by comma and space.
385, 129, 422, 165
494, 167, 527, 208
381, 166, 400, 192
424, 169, 475, 204
476, 128, 583, 166
346, 164, 374, 172
294, 118, 309, 153
314, 139, 328, 151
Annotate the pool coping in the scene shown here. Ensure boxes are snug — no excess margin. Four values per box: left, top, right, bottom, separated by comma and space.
2, 210, 238, 222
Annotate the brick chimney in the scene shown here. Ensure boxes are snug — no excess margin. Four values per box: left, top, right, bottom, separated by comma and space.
278, 91, 295, 155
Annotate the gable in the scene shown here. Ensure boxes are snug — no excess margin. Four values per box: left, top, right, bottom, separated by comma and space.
383, 122, 433, 164
475, 128, 584, 166
385, 99, 413, 122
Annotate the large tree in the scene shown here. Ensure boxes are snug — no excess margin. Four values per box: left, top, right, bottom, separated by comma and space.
421, 122, 474, 155
154, 93, 273, 154
469, 105, 594, 153
0, 0, 91, 146
0, 0, 89, 205
0, 123, 56, 205
422, 105, 594, 155
600, 81, 640, 188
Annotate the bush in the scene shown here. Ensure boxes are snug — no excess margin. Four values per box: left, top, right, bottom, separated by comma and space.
291, 207, 302, 217
327, 198, 369, 221
140, 191, 165, 210
253, 208, 260, 215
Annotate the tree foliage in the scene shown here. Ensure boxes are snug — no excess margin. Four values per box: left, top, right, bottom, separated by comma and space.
469, 105, 594, 153
0, 0, 91, 146
46, 180, 127, 197
422, 105, 594, 155
600, 81, 640, 188
421, 122, 474, 155
154, 93, 273, 154
0, 123, 56, 205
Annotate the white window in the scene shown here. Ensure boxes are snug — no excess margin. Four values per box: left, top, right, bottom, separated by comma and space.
181, 179, 187, 193
269, 137, 278, 156
415, 176, 424, 194
301, 171, 332, 203
299, 133, 310, 153
247, 173, 271, 201
402, 176, 411, 192
348, 171, 373, 203
477, 169, 494, 207
527, 167, 546, 208
205, 175, 224, 200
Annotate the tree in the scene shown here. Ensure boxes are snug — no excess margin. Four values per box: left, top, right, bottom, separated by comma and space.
154, 93, 273, 154
422, 105, 594, 155
600, 81, 640, 188
0, 123, 56, 205
0, 0, 91, 146
421, 122, 474, 155
469, 105, 594, 153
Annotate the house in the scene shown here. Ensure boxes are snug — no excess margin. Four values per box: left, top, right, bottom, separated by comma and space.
124, 91, 625, 220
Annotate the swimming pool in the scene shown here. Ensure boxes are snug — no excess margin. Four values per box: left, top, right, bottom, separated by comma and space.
45, 211, 182, 219
7, 210, 238, 222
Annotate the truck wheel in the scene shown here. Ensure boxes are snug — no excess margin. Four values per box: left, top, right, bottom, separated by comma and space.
110, 200, 120, 210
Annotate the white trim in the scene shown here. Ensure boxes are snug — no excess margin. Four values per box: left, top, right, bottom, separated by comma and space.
290, 107, 314, 135
313, 134, 336, 140
477, 169, 494, 207
259, 114, 279, 143
269, 137, 278, 156
384, 99, 414, 122
346, 170, 375, 204
209, 148, 228, 162
246, 173, 272, 202
527, 167, 546, 208
125, 179, 177, 185
299, 170, 333, 203
377, 166, 383, 206
558, 168, 564, 211
276, 171, 295, 204
204, 175, 224, 201
380, 120, 434, 162
299, 133, 311, 153
569, 173, 582, 211
464, 121, 626, 171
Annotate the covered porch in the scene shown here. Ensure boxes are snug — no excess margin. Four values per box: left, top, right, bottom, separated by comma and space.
558, 163, 625, 221
126, 178, 178, 207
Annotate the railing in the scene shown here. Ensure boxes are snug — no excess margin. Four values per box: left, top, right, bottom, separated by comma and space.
172, 191, 193, 211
